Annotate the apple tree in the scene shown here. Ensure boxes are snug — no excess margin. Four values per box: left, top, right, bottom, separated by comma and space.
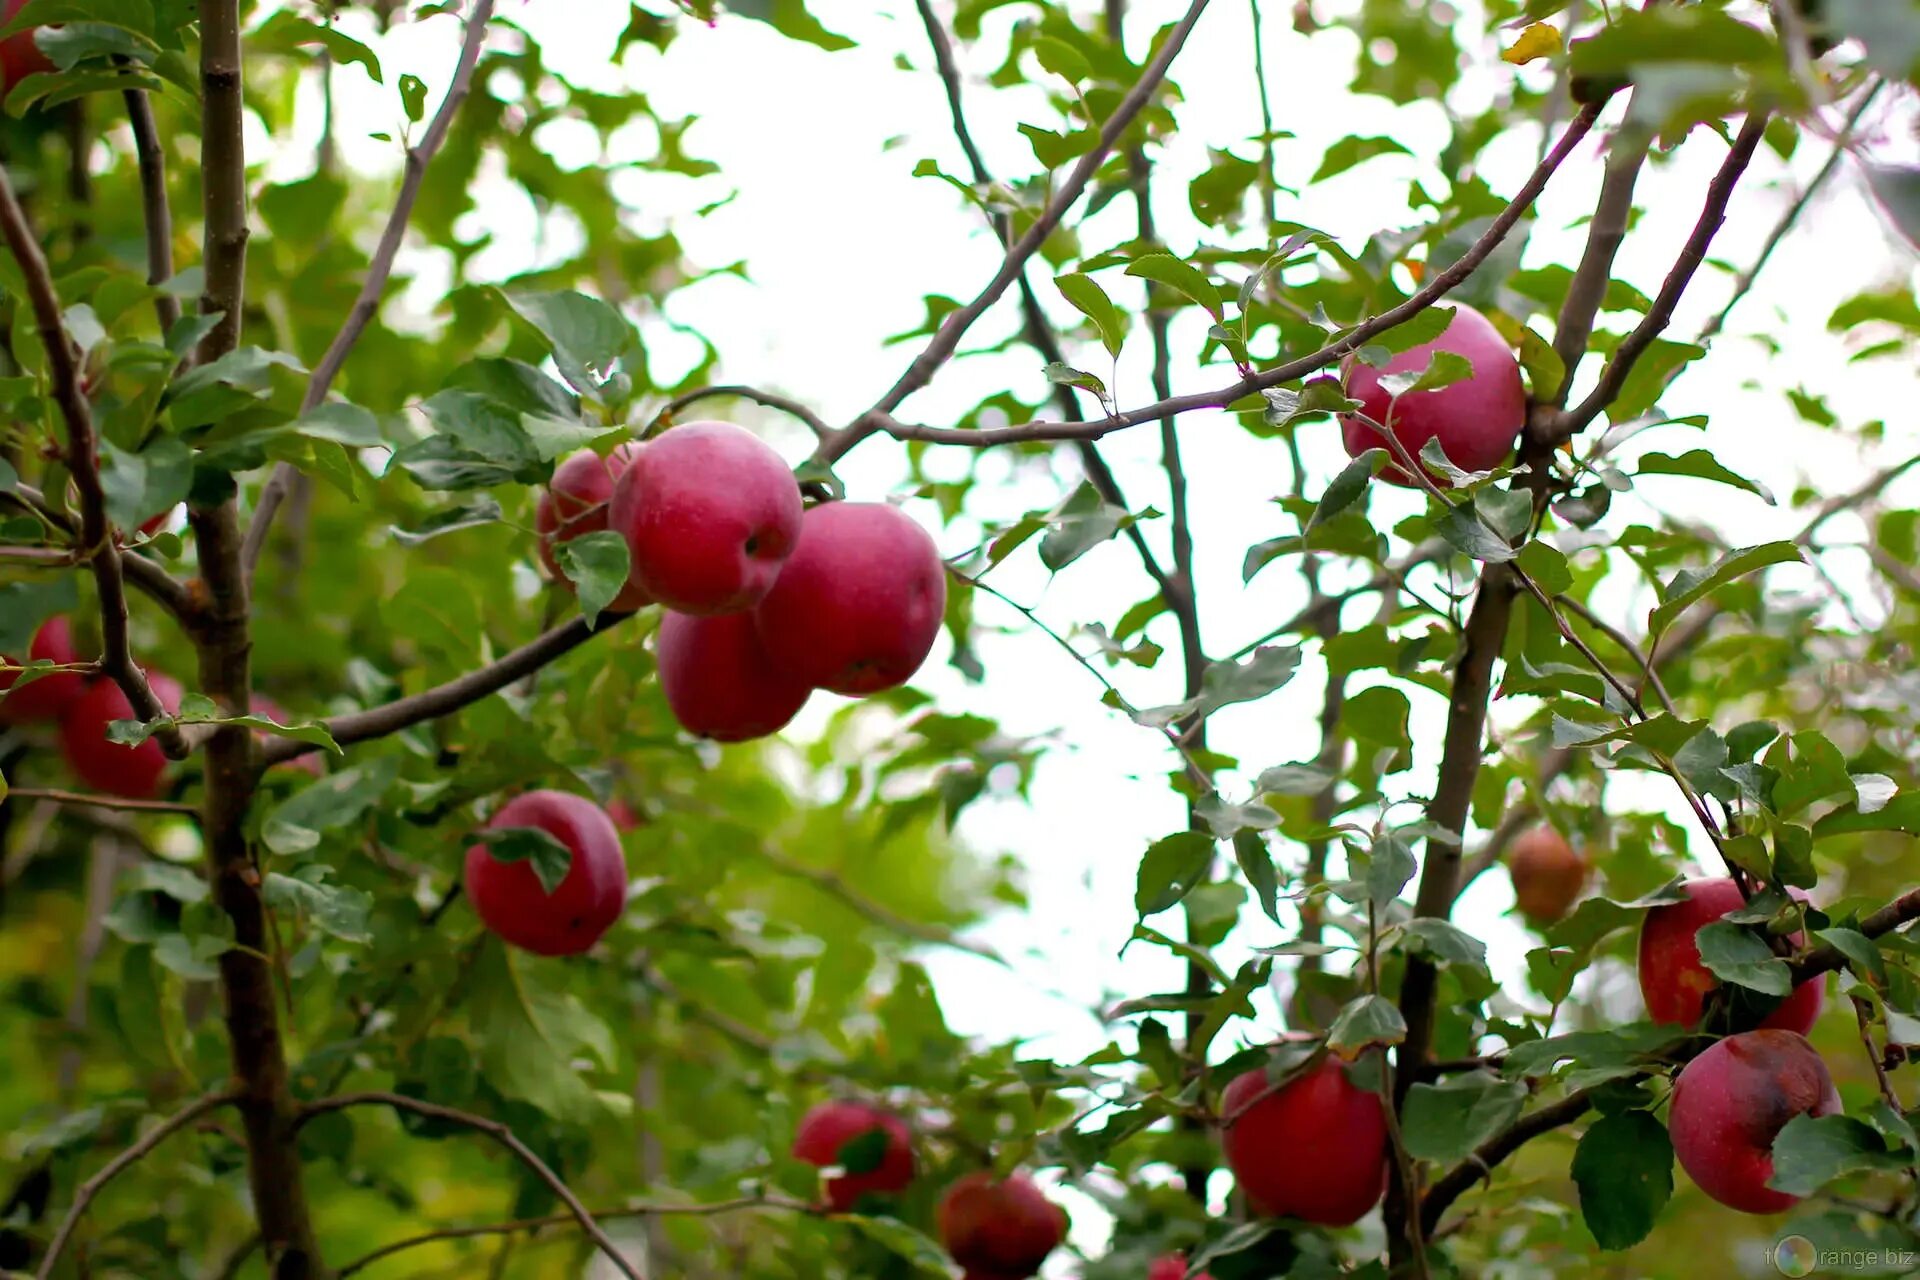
2, 1, 1920, 1278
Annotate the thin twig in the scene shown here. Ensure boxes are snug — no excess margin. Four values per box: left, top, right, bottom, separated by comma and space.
0, 486, 191, 619
242, 0, 497, 581
652, 384, 831, 438
1556, 114, 1770, 438
1549, 112, 1651, 405
817, 0, 1219, 464
297, 1092, 644, 1280
121, 86, 181, 335
747, 841, 1003, 963
852, 105, 1601, 453
0, 167, 189, 759
336, 1194, 814, 1277
261, 612, 633, 766
3, 787, 198, 816
34, 1092, 239, 1280
1852, 996, 1904, 1112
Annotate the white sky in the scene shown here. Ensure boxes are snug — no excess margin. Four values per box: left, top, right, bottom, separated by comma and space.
269, 1, 1920, 1269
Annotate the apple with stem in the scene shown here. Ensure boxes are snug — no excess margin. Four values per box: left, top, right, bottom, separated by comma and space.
464, 790, 628, 957
1340, 302, 1525, 485
1219, 1048, 1388, 1225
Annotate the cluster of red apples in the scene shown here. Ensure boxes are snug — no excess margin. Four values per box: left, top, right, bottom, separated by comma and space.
790, 1099, 1209, 1280
1225, 864, 1838, 1225
1, 617, 186, 799
537, 421, 947, 743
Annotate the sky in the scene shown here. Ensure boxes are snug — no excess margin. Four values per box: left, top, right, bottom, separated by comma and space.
277, 0, 1920, 1270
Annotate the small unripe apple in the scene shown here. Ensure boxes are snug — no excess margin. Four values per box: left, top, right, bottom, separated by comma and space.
1219, 1049, 1388, 1225
791, 1100, 915, 1212
463, 790, 628, 957
937, 1171, 1067, 1280
0, 0, 51, 93
1507, 825, 1589, 925
1340, 302, 1526, 485
656, 610, 811, 742
1, 615, 87, 723
607, 421, 802, 614
1637, 877, 1824, 1033
536, 444, 651, 612
752, 501, 946, 695
1150, 1254, 1213, 1280
1669, 1029, 1839, 1214
59, 672, 185, 800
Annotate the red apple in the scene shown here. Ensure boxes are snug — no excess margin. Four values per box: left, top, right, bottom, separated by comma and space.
656, 610, 811, 742
58, 671, 184, 800
1669, 1029, 1839, 1214
1, 615, 87, 723
751, 501, 945, 696
607, 797, 641, 831
536, 444, 651, 612
1638, 877, 1823, 1034
1340, 302, 1525, 485
791, 1100, 915, 1212
937, 1171, 1067, 1280
0, 0, 51, 93
1150, 1255, 1213, 1280
463, 790, 628, 957
1219, 1049, 1388, 1225
1507, 825, 1589, 925
606, 421, 801, 614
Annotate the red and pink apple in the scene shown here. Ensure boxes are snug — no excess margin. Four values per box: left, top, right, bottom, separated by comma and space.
607, 421, 801, 615
1669, 1029, 1839, 1214
752, 501, 945, 696
1340, 302, 1525, 485
656, 610, 810, 742
464, 790, 628, 957
1, 615, 87, 723
537, 444, 651, 613
937, 1171, 1067, 1280
1507, 825, 1589, 926
59, 671, 184, 800
1638, 877, 1823, 1033
1219, 1048, 1389, 1225
791, 1099, 915, 1212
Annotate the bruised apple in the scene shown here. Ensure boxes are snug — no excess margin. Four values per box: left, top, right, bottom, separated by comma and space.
1638, 877, 1824, 1034
1, 616, 87, 723
1507, 825, 1589, 925
463, 790, 628, 956
752, 501, 945, 695
657, 610, 810, 742
59, 672, 184, 799
1669, 1029, 1839, 1214
536, 444, 651, 612
791, 1100, 915, 1212
937, 1171, 1067, 1280
1340, 303, 1525, 485
1220, 1049, 1388, 1225
607, 421, 801, 614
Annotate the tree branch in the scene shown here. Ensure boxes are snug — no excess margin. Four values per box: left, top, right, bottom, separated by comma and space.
335, 1194, 812, 1278
855, 104, 1600, 453
242, 0, 497, 581
1554, 114, 1770, 439
34, 1091, 239, 1280
0, 486, 192, 619
261, 612, 633, 766
4, 787, 198, 816
0, 167, 189, 760
1791, 887, 1920, 987
121, 86, 180, 336
297, 1092, 645, 1280
816, 0, 1218, 464
1419, 1087, 1597, 1233
1549, 115, 1651, 406
654, 383, 830, 438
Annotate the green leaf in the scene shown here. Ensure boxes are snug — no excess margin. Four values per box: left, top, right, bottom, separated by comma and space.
1, 1, 154, 40
1312, 134, 1414, 182
1366, 833, 1416, 908
1232, 830, 1281, 924
467, 939, 613, 1124
263, 867, 373, 944
1327, 994, 1406, 1057
1132, 645, 1302, 730
503, 290, 637, 402
1261, 378, 1360, 428
1126, 252, 1224, 321
1435, 496, 1519, 563
1635, 449, 1774, 504
1135, 832, 1216, 917
473, 826, 576, 895
1039, 482, 1128, 572
1401, 1072, 1527, 1163
261, 758, 400, 857
1376, 349, 1474, 399
1572, 1111, 1673, 1250
1768, 1114, 1911, 1197
1400, 918, 1489, 970
841, 1216, 952, 1274
1815, 792, 1920, 837
1031, 35, 1090, 82
98, 437, 191, 533
1309, 450, 1382, 529
1693, 921, 1793, 996
391, 496, 504, 547
553, 531, 632, 627
520, 412, 618, 463
728, 0, 855, 51
398, 72, 426, 123
1054, 272, 1127, 359
247, 11, 382, 82
1648, 541, 1803, 639
290, 401, 384, 447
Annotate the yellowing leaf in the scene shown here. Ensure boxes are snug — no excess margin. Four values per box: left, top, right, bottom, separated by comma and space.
1502, 22, 1563, 65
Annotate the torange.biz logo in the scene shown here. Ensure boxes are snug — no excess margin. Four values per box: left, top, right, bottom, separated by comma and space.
1772, 1234, 1920, 1276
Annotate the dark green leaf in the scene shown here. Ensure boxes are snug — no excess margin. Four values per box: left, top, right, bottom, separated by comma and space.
1694, 922, 1792, 996
554, 531, 632, 627
1572, 1111, 1673, 1249
1135, 832, 1215, 917
1401, 1072, 1527, 1163
473, 826, 576, 895
1327, 994, 1406, 1057
1768, 1114, 1911, 1197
